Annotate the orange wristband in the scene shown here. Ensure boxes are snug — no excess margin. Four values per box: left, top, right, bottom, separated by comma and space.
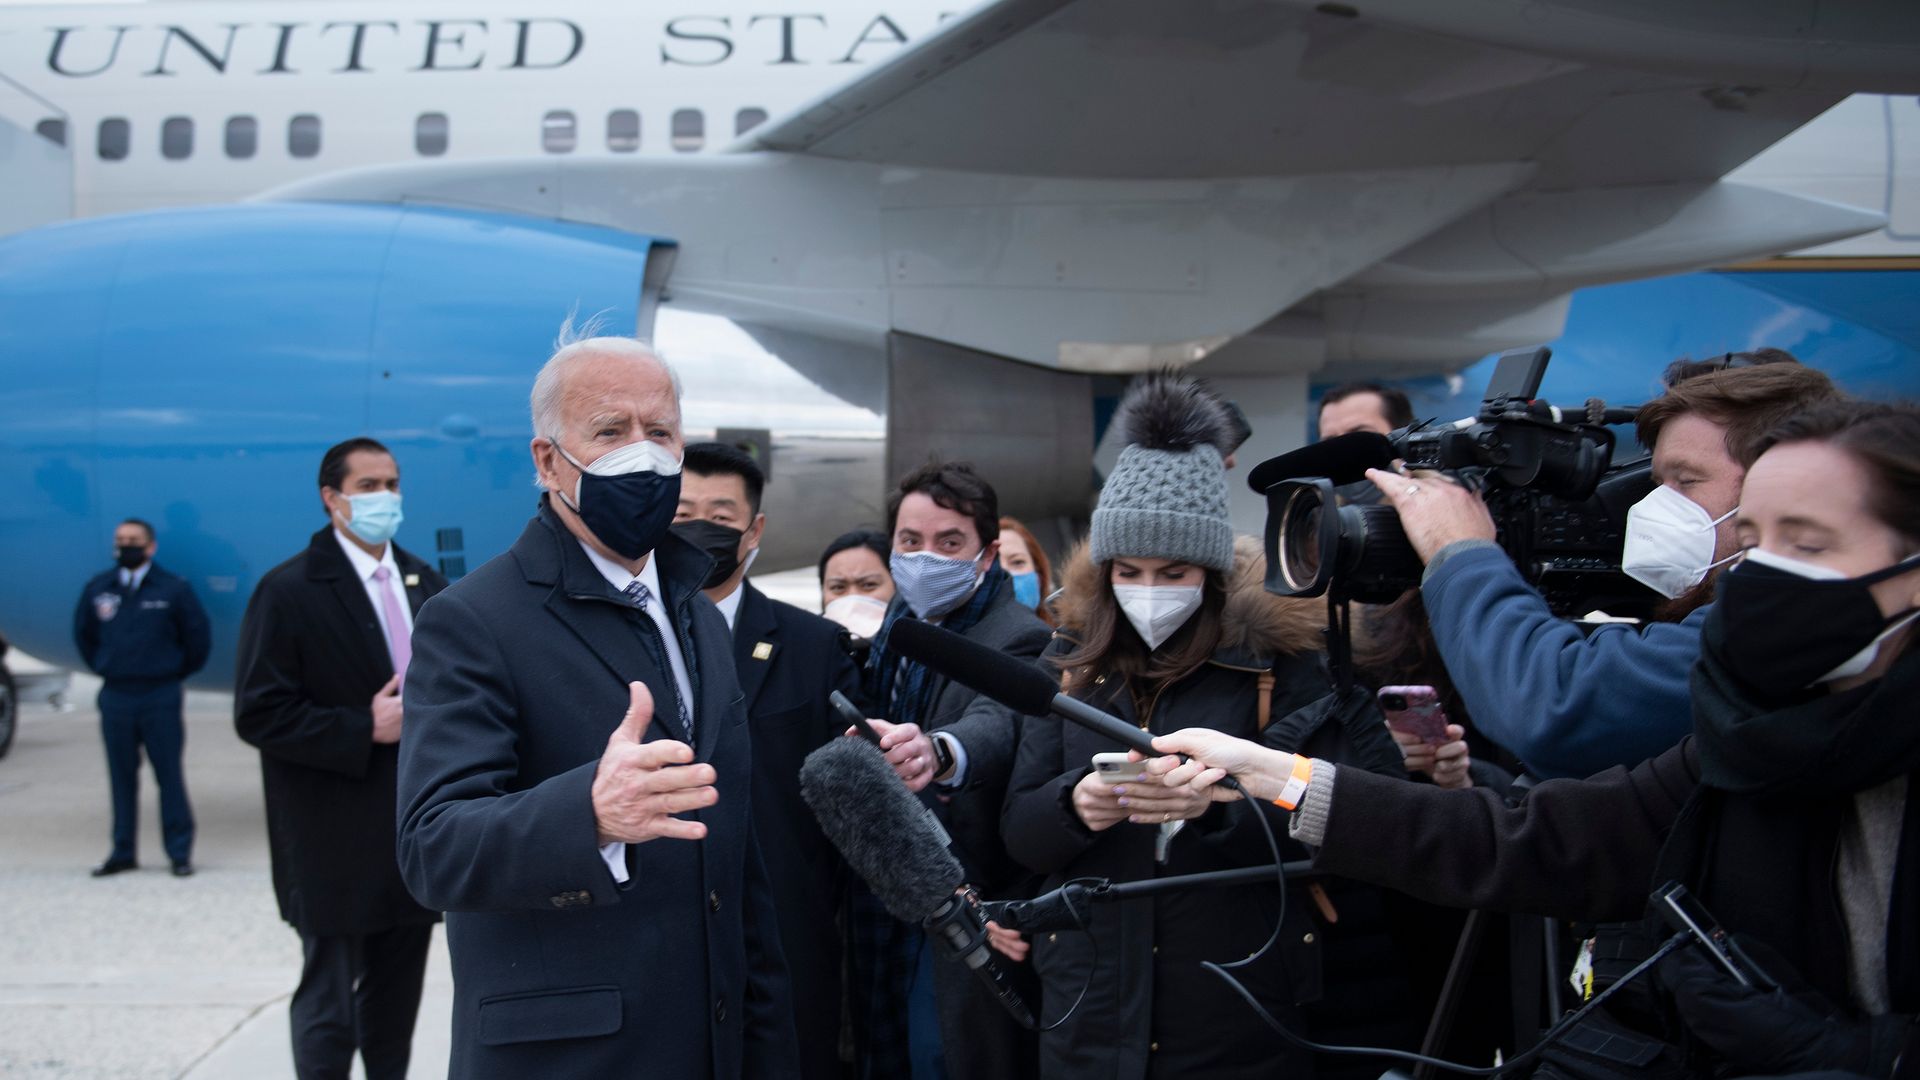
1270, 755, 1314, 811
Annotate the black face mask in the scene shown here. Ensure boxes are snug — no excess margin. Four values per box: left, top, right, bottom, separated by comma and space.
1706, 550, 1920, 699
554, 444, 682, 562
670, 519, 749, 590
116, 545, 148, 570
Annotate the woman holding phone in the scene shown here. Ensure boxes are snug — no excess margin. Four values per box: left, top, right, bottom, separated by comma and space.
1147, 398, 1920, 1078
1000, 373, 1398, 1079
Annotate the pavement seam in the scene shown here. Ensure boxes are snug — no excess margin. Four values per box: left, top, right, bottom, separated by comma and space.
170, 990, 290, 1080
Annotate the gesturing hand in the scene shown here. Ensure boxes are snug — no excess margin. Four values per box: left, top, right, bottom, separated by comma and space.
592, 682, 717, 845
370, 674, 404, 744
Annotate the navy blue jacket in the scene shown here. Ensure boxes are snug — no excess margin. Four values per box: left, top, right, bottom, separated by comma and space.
730, 582, 861, 1080
396, 503, 798, 1080
73, 562, 210, 686
1423, 541, 1702, 779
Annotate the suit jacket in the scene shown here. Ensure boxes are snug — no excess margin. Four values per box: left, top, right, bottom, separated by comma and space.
233, 528, 445, 937
908, 588, 1053, 893
731, 582, 861, 1080
396, 503, 798, 1080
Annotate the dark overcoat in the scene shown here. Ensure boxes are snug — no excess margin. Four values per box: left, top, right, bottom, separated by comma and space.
731, 582, 862, 1080
395, 503, 797, 1080
233, 528, 445, 937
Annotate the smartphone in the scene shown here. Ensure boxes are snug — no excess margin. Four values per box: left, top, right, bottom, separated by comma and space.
829, 690, 884, 747
1091, 752, 1146, 783
1378, 685, 1451, 746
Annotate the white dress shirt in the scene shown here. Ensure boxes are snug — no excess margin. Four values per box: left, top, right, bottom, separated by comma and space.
577, 541, 696, 885
119, 563, 151, 591
332, 529, 413, 658
712, 580, 745, 632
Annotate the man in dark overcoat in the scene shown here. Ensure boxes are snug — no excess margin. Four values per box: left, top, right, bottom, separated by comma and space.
395, 337, 798, 1080
674, 440, 863, 1080
234, 436, 446, 1080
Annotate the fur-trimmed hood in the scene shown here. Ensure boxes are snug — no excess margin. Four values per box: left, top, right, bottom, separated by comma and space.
1053, 534, 1326, 661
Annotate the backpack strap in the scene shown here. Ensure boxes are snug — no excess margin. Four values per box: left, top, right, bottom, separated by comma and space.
1256, 668, 1277, 733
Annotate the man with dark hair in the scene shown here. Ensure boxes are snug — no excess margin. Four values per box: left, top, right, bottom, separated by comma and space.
1360, 359, 1842, 778
73, 516, 210, 877
234, 437, 447, 1080
854, 459, 1050, 1079
1318, 381, 1415, 439
672, 441, 861, 1080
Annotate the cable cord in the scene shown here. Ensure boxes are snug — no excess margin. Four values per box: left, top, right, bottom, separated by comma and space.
1207, 774, 1692, 1075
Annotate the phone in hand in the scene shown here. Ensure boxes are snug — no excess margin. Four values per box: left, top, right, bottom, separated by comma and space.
1378, 685, 1451, 746
1091, 751, 1147, 783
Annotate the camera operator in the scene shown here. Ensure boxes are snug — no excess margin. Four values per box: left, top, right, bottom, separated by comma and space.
1362, 360, 1838, 778
1148, 398, 1920, 1078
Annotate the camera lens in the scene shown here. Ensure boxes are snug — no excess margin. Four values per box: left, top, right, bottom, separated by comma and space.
1380, 694, 1406, 711
1279, 490, 1324, 592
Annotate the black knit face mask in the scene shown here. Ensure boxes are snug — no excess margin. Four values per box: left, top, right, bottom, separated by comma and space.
1708, 547, 1920, 698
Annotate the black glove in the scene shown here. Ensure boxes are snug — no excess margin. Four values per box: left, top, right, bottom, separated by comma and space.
1661, 932, 1908, 1077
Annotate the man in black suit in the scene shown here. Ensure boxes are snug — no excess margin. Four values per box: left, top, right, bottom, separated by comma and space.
854, 461, 1052, 1080
234, 437, 446, 1080
672, 441, 862, 1080
395, 337, 797, 1079
73, 516, 211, 877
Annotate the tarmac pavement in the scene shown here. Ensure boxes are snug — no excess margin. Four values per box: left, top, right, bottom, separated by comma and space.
0, 673, 453, 1080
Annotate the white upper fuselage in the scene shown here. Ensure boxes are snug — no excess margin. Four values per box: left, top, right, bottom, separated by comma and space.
0, 1, 954, 218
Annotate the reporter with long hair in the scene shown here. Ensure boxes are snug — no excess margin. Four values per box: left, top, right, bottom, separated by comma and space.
1001, 373, 1398, 1078
1148, 399, 1920, 1078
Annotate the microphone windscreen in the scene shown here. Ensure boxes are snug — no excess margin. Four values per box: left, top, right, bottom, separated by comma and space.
800, 737, 963, 922
1246, 431, 1396, 493
888, 618, 1058, 717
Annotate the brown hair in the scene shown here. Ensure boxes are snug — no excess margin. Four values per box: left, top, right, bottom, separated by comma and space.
998, 516, 1056, 625
1755, 399, 1920, 551
887, 459, 999, 547
1054, 562, 1227, 716
1634, 363, 1841, 468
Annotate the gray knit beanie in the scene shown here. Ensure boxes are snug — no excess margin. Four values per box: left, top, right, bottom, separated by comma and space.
1090, 372, 1236, 572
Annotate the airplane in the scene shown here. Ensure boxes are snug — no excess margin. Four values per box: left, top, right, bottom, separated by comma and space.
2, 0, 1919, 722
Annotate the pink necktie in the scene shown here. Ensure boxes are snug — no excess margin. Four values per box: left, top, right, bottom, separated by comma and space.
371, 566, 412, 679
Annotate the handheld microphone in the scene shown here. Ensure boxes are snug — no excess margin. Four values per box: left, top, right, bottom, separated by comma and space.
798, 737, 1036, 1029
886, 618, 1158, 757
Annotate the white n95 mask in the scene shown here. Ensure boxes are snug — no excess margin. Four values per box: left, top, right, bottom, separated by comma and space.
1621, 484, 1739, 599
1113, 585, 1205, 650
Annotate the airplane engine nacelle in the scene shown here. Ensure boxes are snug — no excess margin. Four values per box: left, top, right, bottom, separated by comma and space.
0, 201, 672, 678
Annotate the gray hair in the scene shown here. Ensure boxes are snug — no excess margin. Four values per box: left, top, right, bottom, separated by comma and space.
530, 314, 684, 488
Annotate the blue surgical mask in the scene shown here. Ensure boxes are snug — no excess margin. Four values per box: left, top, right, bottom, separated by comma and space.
1011, 571, 1041, 609
338, 491, 404, 546
891, 549, 987, 620
554, 438, 682, 561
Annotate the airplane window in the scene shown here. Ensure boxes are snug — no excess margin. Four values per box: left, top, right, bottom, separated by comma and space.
225, 116, 257, 159
672, 109, 704, 153
542, 110, 576, 154
735, 109, 769, 137
98, 118, 130, 161
607, 109, 640, 153
35, 119, 66, 147
416, 112, 449, 157
162, 116, 193, 161
289, 114, 322, 158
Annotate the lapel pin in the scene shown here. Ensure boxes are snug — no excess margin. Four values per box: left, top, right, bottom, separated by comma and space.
752, 642, 773, 661
404, 574, 420, 587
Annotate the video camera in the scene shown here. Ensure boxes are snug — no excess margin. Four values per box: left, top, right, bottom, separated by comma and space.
1252, 347, 1658, 617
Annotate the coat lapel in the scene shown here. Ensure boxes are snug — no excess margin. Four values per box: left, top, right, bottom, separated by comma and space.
731, 584, 781, 712
306, 528, 395, 685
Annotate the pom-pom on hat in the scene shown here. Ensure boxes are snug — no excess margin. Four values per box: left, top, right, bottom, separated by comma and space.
1090, 372, 1236, 572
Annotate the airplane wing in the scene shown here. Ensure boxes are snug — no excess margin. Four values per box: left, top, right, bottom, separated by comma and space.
271, 0, 1916, 374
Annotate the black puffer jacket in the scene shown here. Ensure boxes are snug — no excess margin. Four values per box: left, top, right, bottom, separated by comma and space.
1002, 537, 1403, 1080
